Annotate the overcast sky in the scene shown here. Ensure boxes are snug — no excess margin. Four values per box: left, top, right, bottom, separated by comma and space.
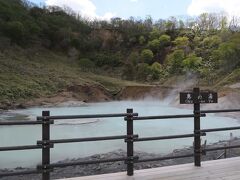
28, 0, 240, 20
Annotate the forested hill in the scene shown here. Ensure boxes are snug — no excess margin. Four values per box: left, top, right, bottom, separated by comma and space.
0, 0, 240, 104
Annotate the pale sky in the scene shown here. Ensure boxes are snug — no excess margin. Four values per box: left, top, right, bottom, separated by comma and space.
28, 0, 240, 20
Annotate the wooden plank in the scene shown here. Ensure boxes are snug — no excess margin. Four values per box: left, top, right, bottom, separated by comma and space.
130, 165, 240, 180
132, 159, 240, 179
58, 157, 240, 180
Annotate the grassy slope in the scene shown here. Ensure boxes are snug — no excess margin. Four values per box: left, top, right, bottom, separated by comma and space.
0, 47, 239, 106
0, 47, 143, 104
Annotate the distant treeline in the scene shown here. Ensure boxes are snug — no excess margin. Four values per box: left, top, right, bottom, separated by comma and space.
0, 0, 240, 83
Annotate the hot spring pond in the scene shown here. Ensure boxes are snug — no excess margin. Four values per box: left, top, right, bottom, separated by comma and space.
0, 100, 239, 168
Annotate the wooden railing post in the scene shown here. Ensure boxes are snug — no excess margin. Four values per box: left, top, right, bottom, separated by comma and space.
224, 144, 227, 158
42, 111, 51, 180
193, 88, 201, 166
125, 108, 134, 176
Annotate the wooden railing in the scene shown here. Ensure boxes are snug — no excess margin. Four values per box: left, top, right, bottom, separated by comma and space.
0, 102, 240, 179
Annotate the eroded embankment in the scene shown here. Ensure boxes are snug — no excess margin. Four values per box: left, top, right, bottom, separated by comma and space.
116, 85, 174, 100
1, 84, 240, 111
0, 85, 173, 110
0, 84, 113, 109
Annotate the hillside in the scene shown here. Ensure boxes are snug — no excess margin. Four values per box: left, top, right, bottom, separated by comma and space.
0, 0, 240, 108
0, 47, 145, 109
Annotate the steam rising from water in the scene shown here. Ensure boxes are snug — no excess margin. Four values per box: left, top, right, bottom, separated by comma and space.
161, 73, 199, 106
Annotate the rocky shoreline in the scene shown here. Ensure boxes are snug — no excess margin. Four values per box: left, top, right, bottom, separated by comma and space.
1, 137, 240, 180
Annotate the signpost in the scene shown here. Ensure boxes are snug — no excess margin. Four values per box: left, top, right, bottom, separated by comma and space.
180, 91, 218, 104
180, 88, 218, 167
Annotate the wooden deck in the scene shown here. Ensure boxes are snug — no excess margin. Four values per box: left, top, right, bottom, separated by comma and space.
59, 157, 240, 180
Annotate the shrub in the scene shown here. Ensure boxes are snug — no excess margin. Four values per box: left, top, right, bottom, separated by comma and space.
149, 28, 161, 40
128, 52, 140, 65
202, 35, 221, 49
159, 34, 171, 47
5, 21, 25, 44
94, 52, 122, 67
141, 49, 154, 64
182, 54, 202, 72
149, 62, 163, 80
173, 36, 189, 48
148, 39, 160, 52
79, 58, 95, 71
166, 49, 185, 74
139, 35, 146, 45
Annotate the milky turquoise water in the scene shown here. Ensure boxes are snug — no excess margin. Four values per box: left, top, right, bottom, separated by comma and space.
0, 100, 239, 168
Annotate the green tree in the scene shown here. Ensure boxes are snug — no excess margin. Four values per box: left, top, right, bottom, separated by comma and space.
182, 54, 202, 72
165, 16, 177, 31
141, 49, 154, 64
148, 39, 160, 52
159, 34, 171, 47
197, 35, 222, 63
149, 28, 161, 40
5, 21, 25, 44
149, 62, 163, 80
218, 42, 240, 72
128, 52, 140, 65
173, 36, 189, 48
138, 35, 146, 45
202, 35, 221, 49
166, 49, 185, 74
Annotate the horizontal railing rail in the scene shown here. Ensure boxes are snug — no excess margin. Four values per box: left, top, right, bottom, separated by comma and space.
200, 126, 240, 132
48, 157, 133, 168
37, 135, 139, 144
1, 105, 240, 180
0, 120, 54, 125
131, 113, 206, 120
201, 109, 240, 113
0, 145, 43, 151
37, 113, 138, 120
135, 133, 206, 142
204, 145, 240, 152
